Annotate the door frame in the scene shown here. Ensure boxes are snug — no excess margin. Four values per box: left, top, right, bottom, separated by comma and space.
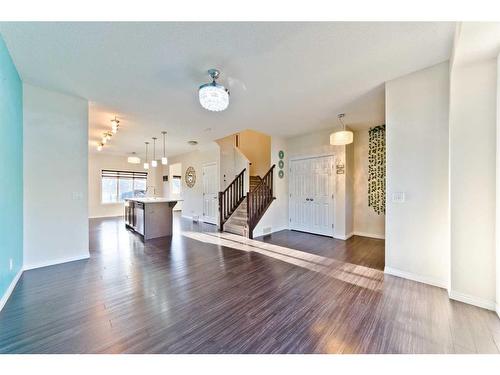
288, 153, 336, 237
202, 161, 219, 225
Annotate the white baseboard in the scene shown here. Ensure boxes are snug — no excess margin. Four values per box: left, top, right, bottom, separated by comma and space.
384, 266, 447, 289
334, 233, 353, 240
0, 268, 23, 312
449, 290, 496, 311
352, 231, 385, 240
24, 253, 90, 271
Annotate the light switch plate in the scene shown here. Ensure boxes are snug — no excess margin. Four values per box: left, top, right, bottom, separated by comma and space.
392, 192, 406, 203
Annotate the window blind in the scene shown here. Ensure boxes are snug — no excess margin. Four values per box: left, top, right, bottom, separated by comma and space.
101, 170, 148, 179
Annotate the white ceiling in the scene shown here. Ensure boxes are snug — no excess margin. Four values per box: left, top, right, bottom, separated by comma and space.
0, 22, 455, 156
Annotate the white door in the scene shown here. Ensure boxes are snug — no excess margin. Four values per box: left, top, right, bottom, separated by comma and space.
202, 163, 218, 224
289, 155, 334, 236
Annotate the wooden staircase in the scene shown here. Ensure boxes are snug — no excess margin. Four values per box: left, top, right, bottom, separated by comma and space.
219, 165, 275, 239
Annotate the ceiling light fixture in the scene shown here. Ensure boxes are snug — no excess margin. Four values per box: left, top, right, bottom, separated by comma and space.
127, 152, 140, 164
151, 137, 158, 168
330, 113, 353, 146
144, 142, 150, 170
161, 131, 168, 165
199, 69, 230, 112
111, 116, 120, 133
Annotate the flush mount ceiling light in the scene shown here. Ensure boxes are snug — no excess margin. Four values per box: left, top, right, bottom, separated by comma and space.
187, 140, 198, 146
330, 113, 354, 146
199, 69, 230, 112
161, 131, 168, 165
127, 152, 140, 164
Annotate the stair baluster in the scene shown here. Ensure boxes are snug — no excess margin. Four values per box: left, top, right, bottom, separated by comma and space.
218, 168, 246, 232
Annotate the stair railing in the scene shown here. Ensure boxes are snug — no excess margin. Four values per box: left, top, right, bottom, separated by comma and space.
246, 164, 276, 239
219, 168, 246, 231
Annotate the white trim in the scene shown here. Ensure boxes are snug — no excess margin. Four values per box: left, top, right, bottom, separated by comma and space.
449, 290, 496, 311
288, 154, 336, 238
23, 254, 90, 271
334, 232, 354, 240
0, 268, 23, 312
89, 214, 123, 219
352, 231, 385, 239
496, 303, 500, 319
384, 266, 447, 289
289, 152, 336, 162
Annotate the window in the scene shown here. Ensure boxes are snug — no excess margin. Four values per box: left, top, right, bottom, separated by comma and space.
101, 170, 148, 203
171, 175, 182, 195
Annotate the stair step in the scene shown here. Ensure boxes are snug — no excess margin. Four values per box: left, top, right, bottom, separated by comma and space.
224, 223, 247, 237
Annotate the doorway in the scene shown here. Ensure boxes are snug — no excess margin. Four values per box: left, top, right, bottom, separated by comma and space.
202, 162, 218, 225
289, 155, 335, 236
167, 163, 182, 211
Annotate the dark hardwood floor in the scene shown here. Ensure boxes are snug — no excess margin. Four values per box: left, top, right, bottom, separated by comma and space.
1, 214, 499, 354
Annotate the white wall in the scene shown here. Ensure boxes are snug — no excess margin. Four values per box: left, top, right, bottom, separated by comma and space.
23, 83, 89, 269
497, 53, 500, 316
237, 129, 271, 177
286, 128, 352, 239
385, 62, 450, 288
449, 58, 497, 308
88, 152, 160, 218
353, 129, 385, 238
166, 143, 219, 221
253, 136, 289, 237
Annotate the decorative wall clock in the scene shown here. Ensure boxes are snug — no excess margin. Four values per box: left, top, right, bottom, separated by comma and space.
185, 166, 196, 188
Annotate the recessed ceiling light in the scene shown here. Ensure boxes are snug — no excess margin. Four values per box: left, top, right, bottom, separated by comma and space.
187, 140, 198, 146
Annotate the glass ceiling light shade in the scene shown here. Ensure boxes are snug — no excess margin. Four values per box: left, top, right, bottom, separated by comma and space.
330, 131, 353, 145
151, 160, 158, 168
161, 131, 168, 165
330, 113, 354, 146
199, 69, 230, 112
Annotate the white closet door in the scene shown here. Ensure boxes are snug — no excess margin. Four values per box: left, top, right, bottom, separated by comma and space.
202, 163, 218, 224
289, 155, 334, 236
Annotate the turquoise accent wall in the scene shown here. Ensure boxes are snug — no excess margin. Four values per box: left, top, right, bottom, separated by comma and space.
0, 35, 23, 301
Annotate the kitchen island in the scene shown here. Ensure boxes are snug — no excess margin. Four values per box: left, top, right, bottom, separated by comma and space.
124, 198, 181, 240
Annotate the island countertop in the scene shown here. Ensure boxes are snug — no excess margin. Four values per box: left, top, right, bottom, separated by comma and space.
125, 197, 183, 204
124, 198, 182, 240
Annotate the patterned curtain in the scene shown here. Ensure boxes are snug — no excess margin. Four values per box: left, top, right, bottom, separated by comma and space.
368, 125, 386, 215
